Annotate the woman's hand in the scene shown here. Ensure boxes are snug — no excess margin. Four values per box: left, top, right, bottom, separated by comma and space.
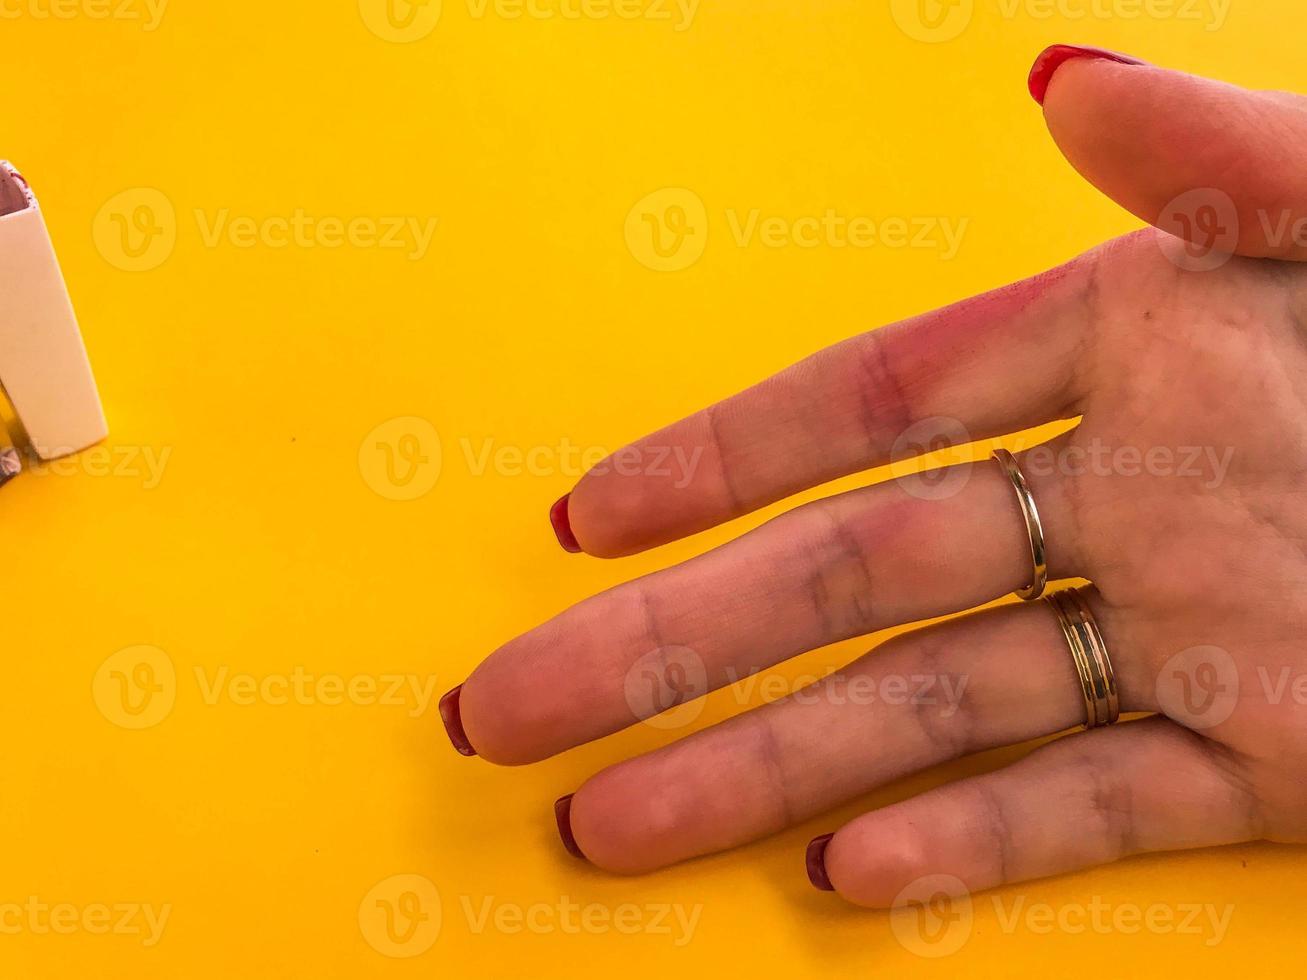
441, 48, 1307, 907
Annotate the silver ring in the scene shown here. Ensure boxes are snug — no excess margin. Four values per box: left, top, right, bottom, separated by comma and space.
992, 448, 1047, 601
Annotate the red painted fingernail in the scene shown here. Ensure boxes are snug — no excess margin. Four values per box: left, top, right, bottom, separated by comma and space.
555, 794, 587, 860
806, 833, 835, 891
438, 685, 476, 757
549, 494, 582, 554
1028, 45, 1148, 106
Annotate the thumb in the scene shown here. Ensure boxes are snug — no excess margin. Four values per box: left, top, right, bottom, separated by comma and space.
1030, 44, 1307, 261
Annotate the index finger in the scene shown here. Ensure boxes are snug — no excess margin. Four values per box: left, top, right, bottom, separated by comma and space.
560, 251, 1098, 557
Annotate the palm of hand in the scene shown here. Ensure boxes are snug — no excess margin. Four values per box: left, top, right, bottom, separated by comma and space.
1066, 233, 1307, 840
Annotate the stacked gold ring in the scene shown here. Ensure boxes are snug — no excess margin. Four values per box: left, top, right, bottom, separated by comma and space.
1045, 586, 1119, 729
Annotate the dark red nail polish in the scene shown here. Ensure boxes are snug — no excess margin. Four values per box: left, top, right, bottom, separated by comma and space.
550, 494, 582, 554
554, 794, 587, 860
806, 833, 835, 891
438, 685, 476, 757
1028, 44, 1148, 106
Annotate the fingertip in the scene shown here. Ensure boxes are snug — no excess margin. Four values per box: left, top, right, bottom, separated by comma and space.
814, 818, 939, 909
554, 794, 588, 861
1028, 43, 1149, 106
1034, 49, 1307, 261
438, 685, 477, 757
561, 476, 656, 559
447, 676, 540, 767
549, 494, 583, 553
806, 833, 836, 891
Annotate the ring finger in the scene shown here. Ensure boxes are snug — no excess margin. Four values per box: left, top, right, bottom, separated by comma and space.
558, 589, 1157, 874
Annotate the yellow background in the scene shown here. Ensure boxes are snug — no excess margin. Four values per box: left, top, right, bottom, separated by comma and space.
1, 0, 1303, 976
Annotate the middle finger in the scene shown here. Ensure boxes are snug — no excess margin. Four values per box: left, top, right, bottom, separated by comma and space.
455, 448, 1083, 764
